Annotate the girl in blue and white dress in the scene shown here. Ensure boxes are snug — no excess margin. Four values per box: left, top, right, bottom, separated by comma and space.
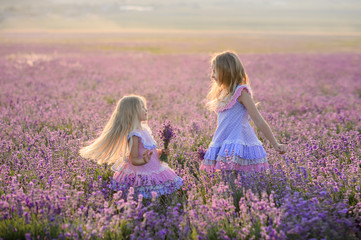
200, 51, 287, 173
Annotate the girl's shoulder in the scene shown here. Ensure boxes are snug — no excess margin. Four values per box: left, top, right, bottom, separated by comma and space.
236, 84, 252, 93
127, 127, 148, 140
233, 84, 252, 98
127, 124, 157, 149
128, 123, 151, 135
217, 84, 252, 112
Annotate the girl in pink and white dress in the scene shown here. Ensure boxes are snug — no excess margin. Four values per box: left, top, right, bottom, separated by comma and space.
80, 95, 182, 199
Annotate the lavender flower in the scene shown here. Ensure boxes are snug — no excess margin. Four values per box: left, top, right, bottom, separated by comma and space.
159, 120, 175, 150
1, 42, 361, 239
196, 146, 207, 161
159, 121, 175, 162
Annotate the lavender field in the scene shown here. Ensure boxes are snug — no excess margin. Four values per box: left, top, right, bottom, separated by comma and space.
1, 35, 361, 239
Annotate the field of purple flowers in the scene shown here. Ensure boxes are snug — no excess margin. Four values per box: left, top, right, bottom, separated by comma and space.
1, 39, 361, 239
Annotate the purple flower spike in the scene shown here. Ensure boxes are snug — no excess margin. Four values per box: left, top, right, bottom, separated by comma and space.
159, 120, 175, 150
196, 146, 207, 161
159, 121, 175, 162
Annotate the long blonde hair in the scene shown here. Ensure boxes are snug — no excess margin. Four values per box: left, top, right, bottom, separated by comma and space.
79, 94, 146, 165
206, 51, 249, 111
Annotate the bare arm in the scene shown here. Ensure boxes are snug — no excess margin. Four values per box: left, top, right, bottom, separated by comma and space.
129, 136, 152, 166
238, 90, 287, 154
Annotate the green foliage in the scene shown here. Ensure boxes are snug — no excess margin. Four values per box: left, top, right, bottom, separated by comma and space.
103, 220, 132, 240
0, 215, 61, 240
190, 226, 198, 240
104, 95, 117, 105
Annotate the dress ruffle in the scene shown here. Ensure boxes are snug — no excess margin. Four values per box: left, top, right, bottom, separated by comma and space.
111, 172, 183, 199
203, 155, 268, 166
200, 161, 269, 172
110, 176, 183, 199
217, 84, 252, 112
204, 143, 267, 160
135, 176, 183, 199
127, 127, 157, 150
113, 163, 179, 186
202, 142, 268, 172
112, 159, 172, 175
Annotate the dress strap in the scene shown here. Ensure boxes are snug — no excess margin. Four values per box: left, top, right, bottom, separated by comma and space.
127, 131, 142, 141
217, 84, 252, 112
127, 128, 157, 150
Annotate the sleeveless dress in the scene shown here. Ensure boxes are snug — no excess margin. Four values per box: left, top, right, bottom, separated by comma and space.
111, 126, 183, 199
200, 84, 269, 172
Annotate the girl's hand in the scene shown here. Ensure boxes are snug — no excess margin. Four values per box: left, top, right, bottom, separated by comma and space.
274, 144, 287, 154
157, 149, 170, 156
142, 150, 153, 163
162, 149, 170, 156
157, 149, 162, 156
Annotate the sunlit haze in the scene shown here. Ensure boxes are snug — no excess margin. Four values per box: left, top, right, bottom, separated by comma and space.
0, 0, 360, 34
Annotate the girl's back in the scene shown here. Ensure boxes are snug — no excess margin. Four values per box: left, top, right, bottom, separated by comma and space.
213, 85, 263, 148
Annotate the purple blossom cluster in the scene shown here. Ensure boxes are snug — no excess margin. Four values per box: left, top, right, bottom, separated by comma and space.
196, 146, 207, 161
0, 42, 361, 239
159, 121, 175, 150
158, 121, 175, 162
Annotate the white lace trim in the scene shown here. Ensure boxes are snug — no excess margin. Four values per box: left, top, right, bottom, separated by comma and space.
209, 139, 263, 148
216, 84, 252, 111
127, 124, 157, 149
203, 156, 268, 166
112, 162, 173, 176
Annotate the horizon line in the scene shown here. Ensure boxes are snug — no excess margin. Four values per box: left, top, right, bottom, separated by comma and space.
1, 28, 361, 37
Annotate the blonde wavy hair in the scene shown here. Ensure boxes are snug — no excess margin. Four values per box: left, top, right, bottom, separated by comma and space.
79, 94, 146, 165
206, 51, 249, 111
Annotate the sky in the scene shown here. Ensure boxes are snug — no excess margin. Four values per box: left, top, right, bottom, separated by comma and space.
0, 0, 360, 34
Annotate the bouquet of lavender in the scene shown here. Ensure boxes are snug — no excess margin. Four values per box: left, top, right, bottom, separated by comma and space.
159, 121, 175, 163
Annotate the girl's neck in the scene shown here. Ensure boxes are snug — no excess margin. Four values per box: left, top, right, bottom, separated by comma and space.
132, 121, 141, 130
134, 121, 147, 131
